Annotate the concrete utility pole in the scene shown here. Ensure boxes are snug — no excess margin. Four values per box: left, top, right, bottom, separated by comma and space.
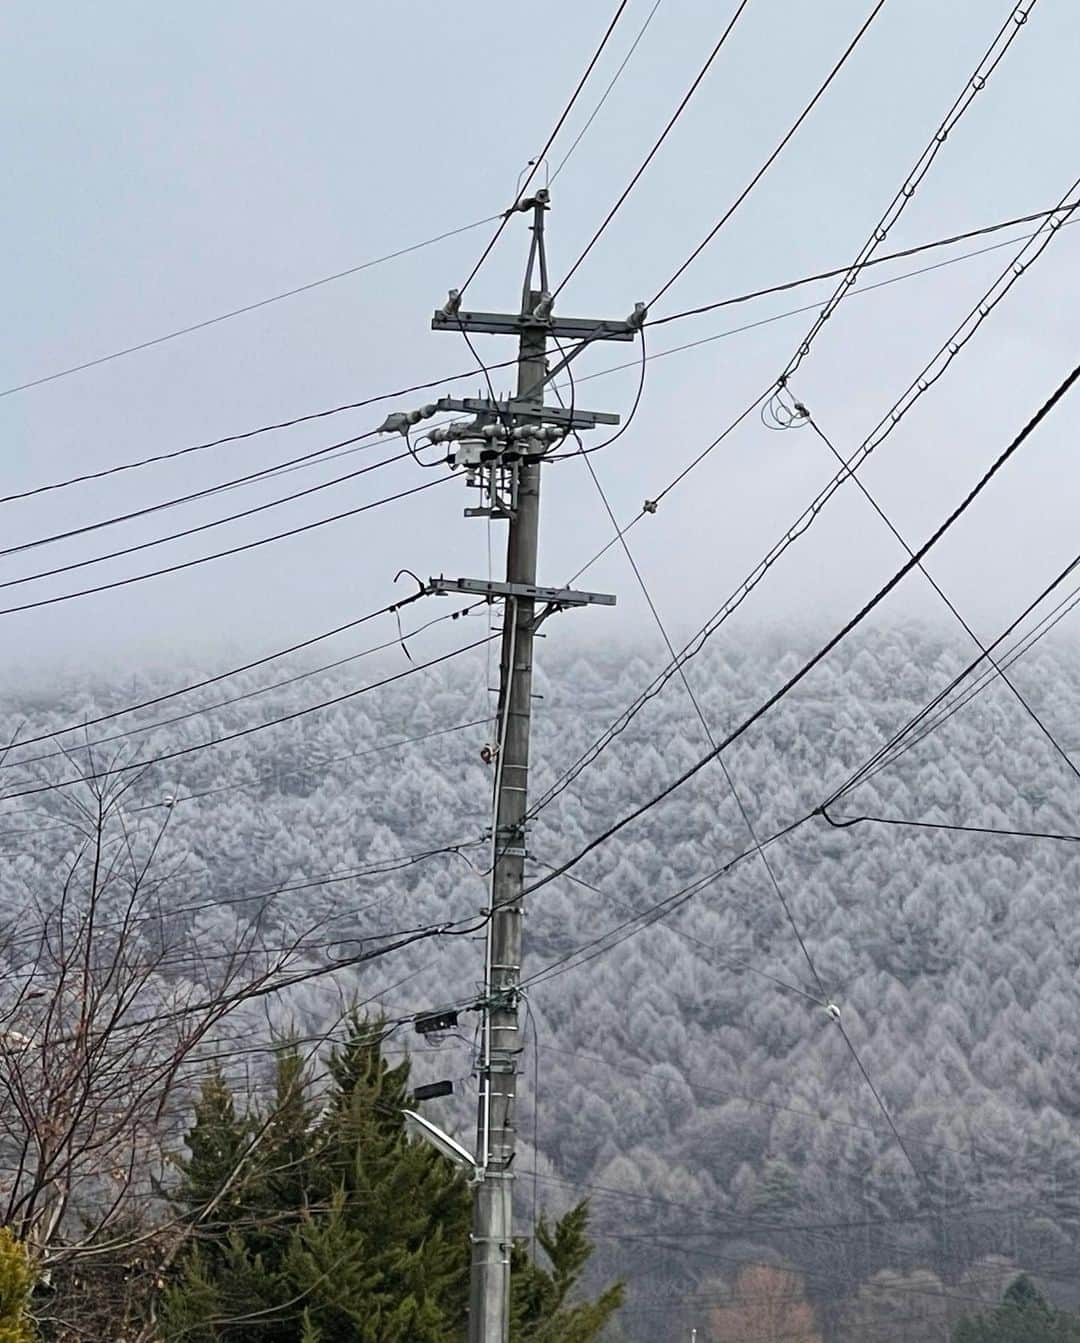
425, 192, 643, 1343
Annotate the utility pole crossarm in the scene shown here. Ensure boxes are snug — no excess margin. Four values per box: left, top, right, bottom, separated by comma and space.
425, 189, 637, 1343
431, 309, 640, 341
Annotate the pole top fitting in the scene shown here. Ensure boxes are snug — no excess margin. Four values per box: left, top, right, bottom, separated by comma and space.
532, 291, 554, 320
441, 289, 462, 318
516, 187, 550, 213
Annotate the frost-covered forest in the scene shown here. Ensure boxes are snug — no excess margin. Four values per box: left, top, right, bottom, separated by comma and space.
3, 619, 1080, 1341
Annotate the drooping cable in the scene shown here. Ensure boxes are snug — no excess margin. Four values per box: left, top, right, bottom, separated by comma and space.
644, 0, 889, 308
456, 0, 633, 298
0, 633, 497, 802
1, 215, 502, 400
806, 412, 1080, 793
552, 0, 755, 299
525, 359, 1080, 899
0, 474, 453, 618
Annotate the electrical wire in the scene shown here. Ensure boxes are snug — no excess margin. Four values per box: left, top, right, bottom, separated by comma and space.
0, 600, 486, 770
806, 411, 1080, 794
552, 0, 754, 299
0, 428, 395, 560
548, 0, 667, 183
1, 364, 517, 508
0, 443, 417, 590
0, 473, 453, 618
644, 0, 888, 309
544, 187, 1080, 811
525, 359, 1080, 899
0, 633, 497, 802
456, 0, 632, 299
0, 590, 432, 752
12, 201, 1072, 515
1, 216, 503, 400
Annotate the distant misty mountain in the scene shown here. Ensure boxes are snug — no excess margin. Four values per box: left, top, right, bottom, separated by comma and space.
3, 621, 1080, 1341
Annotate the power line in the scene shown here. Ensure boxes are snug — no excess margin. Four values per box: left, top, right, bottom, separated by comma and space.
0, 442, 414, 588
806, 412, 1080, 795
0, 589, 432, 752
644, 0, 888, 308
0, 473, 453, 618
544, 188, 1079, 813
0, 633, 495, 802
552, 0, 754, 299
12, 202, 1071, 516
0, 601, 485, 771
0, 216, 502, 401
548, 0, 667, 184
526, 359, 1080, 899
456, 0, 632, 298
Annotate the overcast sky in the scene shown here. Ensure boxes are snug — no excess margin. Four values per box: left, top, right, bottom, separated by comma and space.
2, 0, 1078, 684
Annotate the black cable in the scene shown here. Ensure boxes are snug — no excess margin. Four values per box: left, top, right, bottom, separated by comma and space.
1, 215, 503, 401
0, 633, 496, 802
0, 591, 430, 752
645, 0, 888, 308
1, 602, 485, 771
553, 0, 754, 299
0, 363, 517, 508
0, 473, 453, 618
645, 202, 1080, 331
0, 444, 416, 590
0, 428, 391, 560
807, 412, 1080, 794
525, 360, 1080, 900
823, 547, 1080, 810
545, 327, 648, 461
821, 809, 1080, 845
549, 0, 666, 183
457, 0, 632, 299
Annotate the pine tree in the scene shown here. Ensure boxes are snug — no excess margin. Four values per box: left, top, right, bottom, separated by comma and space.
509, 1201, 623, 1343
951, 1273, 1080, 1342
161, 1017, 470, 1342
161, 1017, 623, 1342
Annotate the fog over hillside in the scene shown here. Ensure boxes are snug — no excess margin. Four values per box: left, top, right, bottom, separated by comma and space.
3, 621, 1080, 1340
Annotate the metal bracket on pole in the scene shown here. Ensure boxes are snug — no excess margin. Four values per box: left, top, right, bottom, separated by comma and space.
425, 576, 615, 608
431, 310, 639, 341
436, 396, 618, 429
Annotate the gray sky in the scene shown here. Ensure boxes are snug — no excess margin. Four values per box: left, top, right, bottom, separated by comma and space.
2, 0, 1078, 681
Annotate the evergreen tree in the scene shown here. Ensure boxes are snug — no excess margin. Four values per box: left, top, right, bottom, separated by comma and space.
952, 1274, 1080, 1342
510, 1202, 623, 1343
162, 1017, 621, 1342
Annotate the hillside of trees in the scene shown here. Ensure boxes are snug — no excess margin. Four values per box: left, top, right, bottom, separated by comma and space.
2, 618, 1080, 1340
